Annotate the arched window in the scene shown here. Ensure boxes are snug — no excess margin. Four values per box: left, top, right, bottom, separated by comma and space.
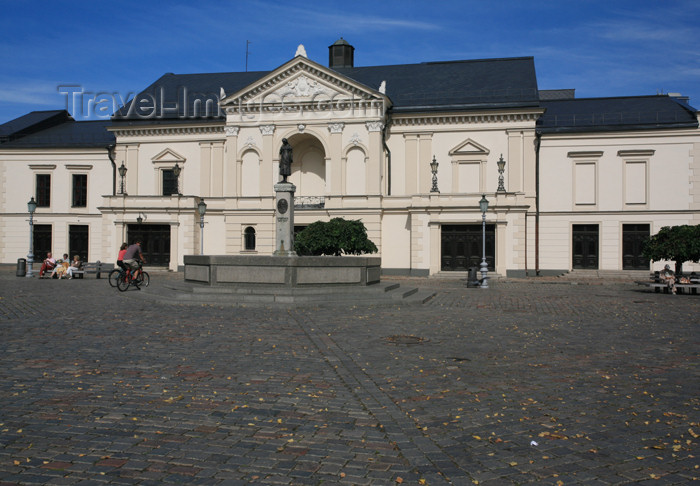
244, 226, 256, 250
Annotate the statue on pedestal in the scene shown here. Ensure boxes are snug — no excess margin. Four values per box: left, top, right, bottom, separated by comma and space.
279, 138, 293, 182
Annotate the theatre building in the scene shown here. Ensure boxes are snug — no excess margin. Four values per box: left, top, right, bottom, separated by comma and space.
1, 39, 699, 275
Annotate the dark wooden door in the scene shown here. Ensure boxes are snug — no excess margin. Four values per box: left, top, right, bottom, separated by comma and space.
127, 224, 171, 266
441, 224, 494, 271
572, 224, 599, 269
69, 225, 89, 262
33, 224, 52, 262
622, 224, 650, 270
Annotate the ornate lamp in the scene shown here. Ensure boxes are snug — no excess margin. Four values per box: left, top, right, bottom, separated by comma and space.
26, 197, 37, 278
479, 194, 489, 289
497, 154, 506, 193
430, 155, 439, 193
118, 162, 127, 195
197, 199, 207, 255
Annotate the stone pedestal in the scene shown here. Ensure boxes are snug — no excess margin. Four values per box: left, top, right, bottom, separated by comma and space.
273, 182, 296, 256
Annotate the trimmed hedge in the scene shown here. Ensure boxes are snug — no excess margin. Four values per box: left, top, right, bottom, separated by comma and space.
294, 218, 378, 256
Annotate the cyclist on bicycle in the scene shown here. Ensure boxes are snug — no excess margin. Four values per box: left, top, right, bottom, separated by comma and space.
123, 240, 146, 286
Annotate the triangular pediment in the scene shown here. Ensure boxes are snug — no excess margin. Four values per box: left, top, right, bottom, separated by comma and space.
152, 148, 186, 163
448, 138, 490, 156
221, 56, 389, 107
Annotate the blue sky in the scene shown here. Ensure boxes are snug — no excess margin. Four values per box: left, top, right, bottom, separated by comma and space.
1, 0, 698, 122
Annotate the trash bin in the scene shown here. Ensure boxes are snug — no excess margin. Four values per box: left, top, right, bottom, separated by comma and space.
16, 258, 26, 277
467, 266, 480, 288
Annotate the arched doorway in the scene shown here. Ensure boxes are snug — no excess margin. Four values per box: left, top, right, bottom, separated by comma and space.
286, 134, 327, 196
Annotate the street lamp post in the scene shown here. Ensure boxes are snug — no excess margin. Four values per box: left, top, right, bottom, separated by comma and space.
118, 162, 127, 195
197, 199, 207, 255
430, 155, 439, 193
26, 197, 37, 278
479, 194, 489, 289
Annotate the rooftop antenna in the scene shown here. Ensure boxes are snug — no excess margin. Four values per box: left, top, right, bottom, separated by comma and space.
245, 40, 251, 72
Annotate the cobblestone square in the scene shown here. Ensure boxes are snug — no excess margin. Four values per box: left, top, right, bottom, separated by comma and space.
0, 270, 698, 484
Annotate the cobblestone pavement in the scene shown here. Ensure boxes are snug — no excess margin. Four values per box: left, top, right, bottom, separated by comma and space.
0, 269, 698, 485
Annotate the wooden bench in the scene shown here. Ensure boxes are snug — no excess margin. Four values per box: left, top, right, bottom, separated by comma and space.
636, 271, 700, 294
72, 261, 114, 279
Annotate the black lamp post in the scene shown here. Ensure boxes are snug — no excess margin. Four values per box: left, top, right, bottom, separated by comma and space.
197, 199, 207, 255
479, 194, 489, 289
497, 154, 506, 193
26, 197, 37, 278
118, 162, 127, 195
430, 155, 439, 193
173, 163, 181, 195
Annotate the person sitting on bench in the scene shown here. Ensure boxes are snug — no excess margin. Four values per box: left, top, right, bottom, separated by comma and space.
39, 252, 56, 278
66, 255, 83, 279
660, 264, 677, 294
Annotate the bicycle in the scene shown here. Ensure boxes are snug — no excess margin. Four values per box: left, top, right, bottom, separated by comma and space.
108, 265, 125, 287
116, 261, 149, 291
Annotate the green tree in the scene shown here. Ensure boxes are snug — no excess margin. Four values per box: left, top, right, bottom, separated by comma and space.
642, 224, 700, 274
294, 218, 378, 256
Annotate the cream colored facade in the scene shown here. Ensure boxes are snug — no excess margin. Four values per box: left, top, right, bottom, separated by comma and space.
1, 50, 699, 275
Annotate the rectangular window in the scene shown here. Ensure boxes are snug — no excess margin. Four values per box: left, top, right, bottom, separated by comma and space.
162, 169, 178, 196
72, 174, 87, 207
624, 161, 647, 205
574, 162, 596, 205
36, 174, 51, 207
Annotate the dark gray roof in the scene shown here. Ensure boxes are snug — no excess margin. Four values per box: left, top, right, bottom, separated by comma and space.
538, 95, 698, 133
113, 57, 540, 121
0, 110, 70, 142
112, 71, 268, 121
335, 57, 539, 112
539, 89, 575, 100
0, 120, 115, 149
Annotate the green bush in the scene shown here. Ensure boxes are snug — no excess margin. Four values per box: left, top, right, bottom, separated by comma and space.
642, 224, 700, 274
294, 218, 378, 256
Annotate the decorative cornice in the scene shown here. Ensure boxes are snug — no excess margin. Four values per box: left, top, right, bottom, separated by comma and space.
392, 111, 541, 126
225, 126, 240, 136
65, 164, 93, 170
259, 125, 275, 136
617, 149, 655, 157
29, 164, 56, 170
112, 125, 224, 137
328, 122, 344, 134
568, 151, 604, 158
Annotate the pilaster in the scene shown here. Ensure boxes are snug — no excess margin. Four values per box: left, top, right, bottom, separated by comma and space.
260, 125, 275, 196
328, 123, 344, 195
199, 142, 211, 197
125, 145, 139, 195
404, 134, 419, 195
211, 141, 224, 197
224, 126, 239, 196
366, 121, 383, 194
418, 133, 433, 193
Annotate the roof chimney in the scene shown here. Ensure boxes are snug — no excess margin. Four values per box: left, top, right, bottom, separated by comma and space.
329, 38, 354, 69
